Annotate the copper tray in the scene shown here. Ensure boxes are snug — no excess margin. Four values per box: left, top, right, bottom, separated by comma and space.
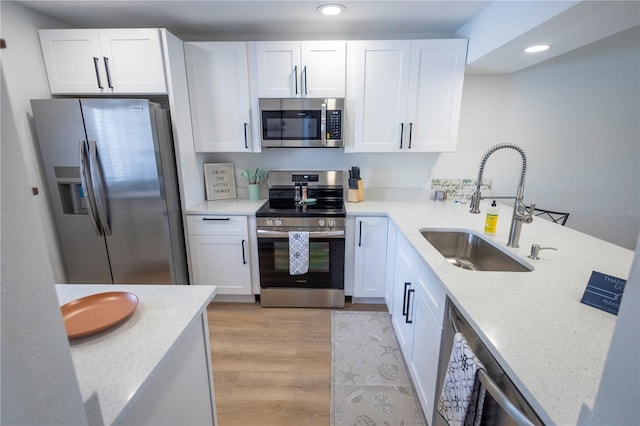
61, 291, 139, 338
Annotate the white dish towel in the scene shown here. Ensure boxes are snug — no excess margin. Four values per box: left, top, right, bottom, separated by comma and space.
289, 231, 309, 275
437, 332, 487, 426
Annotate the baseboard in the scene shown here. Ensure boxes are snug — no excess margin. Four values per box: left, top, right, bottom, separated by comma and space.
211, 295, 257, 303
351, 297, 386, 305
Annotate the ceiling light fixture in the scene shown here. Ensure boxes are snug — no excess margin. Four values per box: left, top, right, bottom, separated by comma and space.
525, 44, 550, 53
317, 4, 346, 16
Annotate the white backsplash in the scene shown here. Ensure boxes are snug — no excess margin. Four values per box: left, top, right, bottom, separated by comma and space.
202, 150, 441, 192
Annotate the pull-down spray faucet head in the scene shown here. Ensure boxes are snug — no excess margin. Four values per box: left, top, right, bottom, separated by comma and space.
469, 143, 528, 214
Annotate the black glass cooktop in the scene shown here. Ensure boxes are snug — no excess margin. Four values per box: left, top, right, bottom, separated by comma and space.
255, 199, 346, 218
255, 187, 345, 218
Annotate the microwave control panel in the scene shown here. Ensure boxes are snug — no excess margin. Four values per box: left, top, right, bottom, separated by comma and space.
327, 110, 342, 140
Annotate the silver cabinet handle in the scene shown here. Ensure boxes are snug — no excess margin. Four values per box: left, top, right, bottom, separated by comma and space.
294, 65, 298, 95
79, 140, 102, 236
358, 221, 363, 246
87, 140, 111, 236
243, 123, 249, 149
408, 122, 413, 149
103, 57, 113, 89
399, 123, 405, 149
92, 57, 103, 90
202, 217, 231, 221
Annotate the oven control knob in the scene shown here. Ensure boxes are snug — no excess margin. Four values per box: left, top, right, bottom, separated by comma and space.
275, 218, 282, 226
318, 219, 325, 227
327, 218, 335, 229
266, 219, 274, 226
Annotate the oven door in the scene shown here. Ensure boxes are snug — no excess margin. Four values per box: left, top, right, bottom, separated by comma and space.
257, 229, 344, 290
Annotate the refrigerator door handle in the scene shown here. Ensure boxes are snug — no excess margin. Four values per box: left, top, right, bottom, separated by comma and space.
87, 140, 112, 236
79, 140, 102, 236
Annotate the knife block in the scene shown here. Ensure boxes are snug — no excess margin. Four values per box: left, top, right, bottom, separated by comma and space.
348, 179, 365, 203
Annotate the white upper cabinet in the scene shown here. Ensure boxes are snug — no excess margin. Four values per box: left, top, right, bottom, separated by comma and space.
252, 41, 346, 98
185, 42, 253, 152
38, 29, 167, 95
346, 39, 467, 153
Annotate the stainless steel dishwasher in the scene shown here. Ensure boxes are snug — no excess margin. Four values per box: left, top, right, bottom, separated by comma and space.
433, 301, 544, 426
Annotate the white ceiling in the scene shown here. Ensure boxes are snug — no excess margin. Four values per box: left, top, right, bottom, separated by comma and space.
13, 0, 640, 73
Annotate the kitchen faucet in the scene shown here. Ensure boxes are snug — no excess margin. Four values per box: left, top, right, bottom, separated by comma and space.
469, 143, 535, 248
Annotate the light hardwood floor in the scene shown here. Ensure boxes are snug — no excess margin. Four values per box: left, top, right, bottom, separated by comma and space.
207, 300, 387, 426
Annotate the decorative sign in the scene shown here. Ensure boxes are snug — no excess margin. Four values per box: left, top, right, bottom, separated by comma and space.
204, 163, 236, 200
580, 271, 627, 315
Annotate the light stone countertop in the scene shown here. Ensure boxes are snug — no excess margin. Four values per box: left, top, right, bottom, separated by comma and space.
186, 199, 266, 215
182, 196, 634, 424
346, 198, 634, 425
56, 284, 216, 425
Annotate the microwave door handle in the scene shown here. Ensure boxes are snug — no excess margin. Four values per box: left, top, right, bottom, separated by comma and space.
321, 102, 327, 146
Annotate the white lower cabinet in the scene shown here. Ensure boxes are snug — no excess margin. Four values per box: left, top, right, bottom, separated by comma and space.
389, 232, 445, 425
353, 216, 388, 298
409, 288, 443, 425
391, 243, 416, 352
122, 312, 217, 425
187, 215, 252, 295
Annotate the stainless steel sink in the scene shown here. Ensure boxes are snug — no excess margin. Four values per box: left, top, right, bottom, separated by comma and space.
419, 229, 533, 272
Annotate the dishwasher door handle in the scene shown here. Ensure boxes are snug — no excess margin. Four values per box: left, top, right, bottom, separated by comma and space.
448, 306, 536, 426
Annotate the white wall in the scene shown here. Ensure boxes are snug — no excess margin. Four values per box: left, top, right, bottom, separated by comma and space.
0, 0, 69, 280
433, 26, 640, 249
0, 2, 87, 424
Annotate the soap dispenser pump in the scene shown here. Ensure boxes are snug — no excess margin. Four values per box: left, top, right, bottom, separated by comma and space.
484, 200, 499, 235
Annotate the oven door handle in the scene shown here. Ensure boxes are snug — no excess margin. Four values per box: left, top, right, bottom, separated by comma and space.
257, 229, 345, 239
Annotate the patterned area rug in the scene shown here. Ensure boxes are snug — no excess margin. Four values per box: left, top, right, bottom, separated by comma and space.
331, 311, 427, 426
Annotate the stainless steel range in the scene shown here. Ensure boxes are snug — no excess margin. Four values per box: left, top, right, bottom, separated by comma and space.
256, 170, 345, 308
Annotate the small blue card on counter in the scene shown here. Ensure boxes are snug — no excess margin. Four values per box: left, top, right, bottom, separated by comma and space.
580, 271, 626, 315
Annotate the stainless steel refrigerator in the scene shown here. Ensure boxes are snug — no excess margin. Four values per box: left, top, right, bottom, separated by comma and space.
30, 98, 188, 285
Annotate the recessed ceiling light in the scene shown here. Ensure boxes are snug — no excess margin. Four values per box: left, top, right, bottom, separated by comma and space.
525, 44, 550, 53
317, 4, 345, 16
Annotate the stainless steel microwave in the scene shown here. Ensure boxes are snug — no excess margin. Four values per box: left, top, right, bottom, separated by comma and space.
259, 98, 344, 148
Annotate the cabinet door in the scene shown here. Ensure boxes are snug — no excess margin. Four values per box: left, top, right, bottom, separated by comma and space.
409, 289, 443, 426
384, 222, 398, 309
253, 41, 301, 98
406, 39, 467, 152
300, 41, 346, 98
347, 41, 411, 152
38, 29, 167, 95
38, 29, 105, 94
189, 235, 252, 295
185, 42, 252, 152
99, 29, 167, 94
391, 251, 416, 360
353, 217, 388, 298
